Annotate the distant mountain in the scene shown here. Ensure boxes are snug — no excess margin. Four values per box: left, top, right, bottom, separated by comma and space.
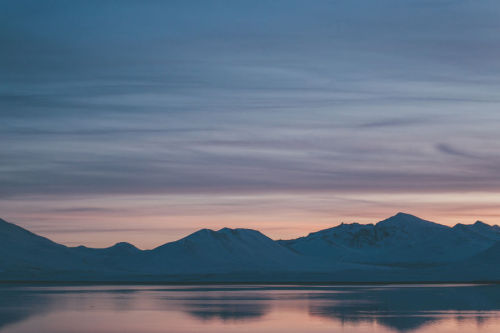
0, 213, 499, 282
0, 218, 88, 274
279, 213, 500, 266
453, 221, 500, 242
144, 228, 319, 274
71, 242, 142, 273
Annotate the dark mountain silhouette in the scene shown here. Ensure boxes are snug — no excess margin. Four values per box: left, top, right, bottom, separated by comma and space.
0, 213, 499, 282
280, 213, 500, 265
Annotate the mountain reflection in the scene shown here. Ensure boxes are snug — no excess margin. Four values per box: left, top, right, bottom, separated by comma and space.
182, 301, 270, 322
308, 285, 500, 332
0, 284, 499, 333
0, 287, 55, 330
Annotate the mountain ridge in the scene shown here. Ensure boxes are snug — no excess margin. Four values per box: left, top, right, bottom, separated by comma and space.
1, 213, 499, 282
280, 212, 500, 265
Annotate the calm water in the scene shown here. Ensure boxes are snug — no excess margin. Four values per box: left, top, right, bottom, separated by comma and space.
1, 284, 500, 333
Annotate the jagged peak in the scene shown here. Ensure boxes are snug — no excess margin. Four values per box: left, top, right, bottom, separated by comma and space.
396, 212, 413, 217
154, 226, 272, 250
299, 222, 373, 240
453, 221, 495, 229
339, 222, 370, 227
339, 222, 363, 227
218, 227, 263, 235
376, 212, 446, 229
294, 213, 458, 241
332, 222, 373, 232
73, 242, 139, 252
180, 228, 217, 239
176, 227, 267, 243
474, 221, 490, 227
298, 213, 443, 242
195, 228, 214, 234
387, 212, 423, 221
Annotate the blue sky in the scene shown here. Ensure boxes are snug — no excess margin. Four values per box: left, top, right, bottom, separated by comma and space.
2, 0, 500, 248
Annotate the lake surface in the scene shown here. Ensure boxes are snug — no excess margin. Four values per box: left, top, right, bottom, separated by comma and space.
1, 284, 500, 333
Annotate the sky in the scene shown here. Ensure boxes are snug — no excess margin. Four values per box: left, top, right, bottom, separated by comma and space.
2, 0, 500, 248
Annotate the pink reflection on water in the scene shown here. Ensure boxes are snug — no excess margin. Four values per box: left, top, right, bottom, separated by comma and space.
1, 285, 500, 333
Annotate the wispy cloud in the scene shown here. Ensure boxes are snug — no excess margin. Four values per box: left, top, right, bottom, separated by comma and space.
358, 118, 431, 128
435, 143, 478, 159
2, 0, 500, 247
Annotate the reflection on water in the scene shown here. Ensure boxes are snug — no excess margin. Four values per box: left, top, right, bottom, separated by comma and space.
0, 284, 499, 332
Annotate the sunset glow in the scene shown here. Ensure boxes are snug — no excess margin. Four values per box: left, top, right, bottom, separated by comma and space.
2, 1, 500, 248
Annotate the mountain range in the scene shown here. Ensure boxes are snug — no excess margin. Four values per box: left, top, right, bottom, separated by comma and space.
1, 213, 499, 282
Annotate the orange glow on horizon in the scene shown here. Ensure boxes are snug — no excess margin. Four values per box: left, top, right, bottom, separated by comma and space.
2, 191, 500, 249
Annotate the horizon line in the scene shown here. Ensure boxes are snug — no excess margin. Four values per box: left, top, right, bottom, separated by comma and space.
2, 212, 498, 251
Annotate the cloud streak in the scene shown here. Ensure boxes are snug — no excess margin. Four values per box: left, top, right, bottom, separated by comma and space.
2, 0, 500, 246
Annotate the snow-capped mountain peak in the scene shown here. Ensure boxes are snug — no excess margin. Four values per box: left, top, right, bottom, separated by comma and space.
376, 212, 448, 230
1, 214, 500, 282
